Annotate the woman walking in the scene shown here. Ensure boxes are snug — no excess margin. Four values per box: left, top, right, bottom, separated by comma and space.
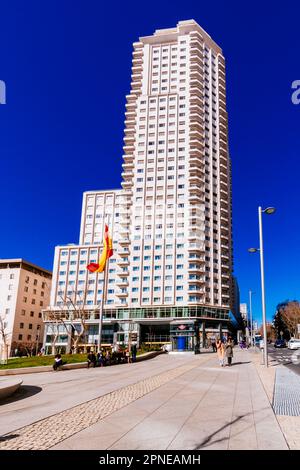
225, 336, 234, 366
216, 338, 225, 367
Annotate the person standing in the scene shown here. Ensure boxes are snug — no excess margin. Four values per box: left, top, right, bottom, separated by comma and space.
131, 344, 137, 363
216, 338, 225, 366
211, 338, 217, 353
225, 336, 234, 366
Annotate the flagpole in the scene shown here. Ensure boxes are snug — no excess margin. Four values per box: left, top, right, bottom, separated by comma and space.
97, 215, 111, 353
98, 261, 108, 353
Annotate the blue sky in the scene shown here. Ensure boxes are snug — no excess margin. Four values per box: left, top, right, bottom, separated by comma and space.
0, 0, 299, 323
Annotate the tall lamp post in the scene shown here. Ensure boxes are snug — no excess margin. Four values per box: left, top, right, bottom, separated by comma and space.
248, 206, 276, 367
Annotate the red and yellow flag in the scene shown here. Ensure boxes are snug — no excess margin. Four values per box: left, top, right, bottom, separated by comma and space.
87, 224, 113, 273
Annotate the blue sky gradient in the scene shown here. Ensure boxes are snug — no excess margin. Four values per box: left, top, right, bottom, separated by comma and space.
0, 0, 299, 323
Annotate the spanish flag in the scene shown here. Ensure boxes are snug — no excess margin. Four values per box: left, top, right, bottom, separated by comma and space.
87, 224, 113, 273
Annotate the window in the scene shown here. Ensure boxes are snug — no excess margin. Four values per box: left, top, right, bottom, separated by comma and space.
7, 295, 12, 301
20, 323, 24, 329
30, 311, 34, 317
29, 323, 33, 329
10, 273, 14, 279
18, 334, 23, 340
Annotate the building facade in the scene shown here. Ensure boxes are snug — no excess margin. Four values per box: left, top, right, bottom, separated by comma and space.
0, 259, 52, 358
43, 20, 234, 353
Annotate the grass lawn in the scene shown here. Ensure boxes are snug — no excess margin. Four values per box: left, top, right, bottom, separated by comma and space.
0, 354, 87, 370
0, 347, 163, 370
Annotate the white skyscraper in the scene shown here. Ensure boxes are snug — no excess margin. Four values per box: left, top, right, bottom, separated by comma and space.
43, 20, 233, 353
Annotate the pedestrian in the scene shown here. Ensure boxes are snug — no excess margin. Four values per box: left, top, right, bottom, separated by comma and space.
131, 344, 137, 363
87, 351, 97, 368
53, 353, 63, 371
125, 348, 130, 364
225, 336, 234, 366
216, 338, 225, 366
96, 351, 103, 367
211, 338, 217, 353
105, 349, 111, 366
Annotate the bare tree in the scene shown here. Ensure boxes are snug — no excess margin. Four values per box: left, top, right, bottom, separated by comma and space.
21, 340, 36, 357
0, 314, 10, 364
45, 311, 61, 355
281, 301, 300, 339
54, 289, 89, 354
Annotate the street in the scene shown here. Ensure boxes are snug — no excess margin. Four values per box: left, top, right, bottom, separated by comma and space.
268, 346, 300, 376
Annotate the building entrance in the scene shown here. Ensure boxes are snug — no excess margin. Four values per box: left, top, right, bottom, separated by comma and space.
170, 321, 196, 352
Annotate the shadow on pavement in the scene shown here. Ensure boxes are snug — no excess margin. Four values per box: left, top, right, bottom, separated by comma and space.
0, 434, 20, 442
194, 414, 250, 449
0, 385, 42, 406
229, 361, 252, 366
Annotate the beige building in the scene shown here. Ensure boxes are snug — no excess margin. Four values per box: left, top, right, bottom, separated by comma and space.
43, 20, 236, 353
0, 259, 52, 358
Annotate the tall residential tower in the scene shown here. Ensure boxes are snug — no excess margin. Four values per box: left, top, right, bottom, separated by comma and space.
43, 20, 234, 353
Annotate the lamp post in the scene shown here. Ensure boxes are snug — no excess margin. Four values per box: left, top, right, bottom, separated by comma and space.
248, 206, 275, 367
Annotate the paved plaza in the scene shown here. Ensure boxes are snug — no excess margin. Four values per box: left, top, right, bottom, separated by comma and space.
0, 350, 290, 450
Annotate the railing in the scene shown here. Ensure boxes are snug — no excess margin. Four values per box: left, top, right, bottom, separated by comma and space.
145, 334, 171, 343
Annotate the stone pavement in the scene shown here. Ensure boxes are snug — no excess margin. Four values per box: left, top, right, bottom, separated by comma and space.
252, 349, 300, 450
0, 349, 288, 450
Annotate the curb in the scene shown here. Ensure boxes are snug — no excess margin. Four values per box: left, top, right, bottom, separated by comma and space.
0, 350, 165, 376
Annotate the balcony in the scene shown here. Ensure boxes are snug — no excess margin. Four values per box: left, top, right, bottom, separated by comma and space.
188, 263, 205, 272
118, 248, 130, 257
188, 286, 205, 294
124, 134, 135, 143
188, 254, 205, 262
189, 175, 203, 185
118, 238, 130, 247
115, 290, 128, 297
188, 195, 203, 204
123, 154, 134, 163
122, 162, 134, 171
188, 275, 205, 284
131, 80, 142, 90
119, 227, 130, 237
116, 279, 129, 287
190, 87, 203, 98
117, 269, 129, 277
188, 243, 205, 252
118, 258, 129, 266
121, 181, 133, 190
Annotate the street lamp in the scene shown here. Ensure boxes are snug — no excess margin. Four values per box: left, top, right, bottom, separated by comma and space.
248, 206, 276, 367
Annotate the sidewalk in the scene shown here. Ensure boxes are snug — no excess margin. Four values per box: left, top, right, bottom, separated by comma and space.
251, 349, 300, 450
51, 349, 287, 450
0, 349, 288, 450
